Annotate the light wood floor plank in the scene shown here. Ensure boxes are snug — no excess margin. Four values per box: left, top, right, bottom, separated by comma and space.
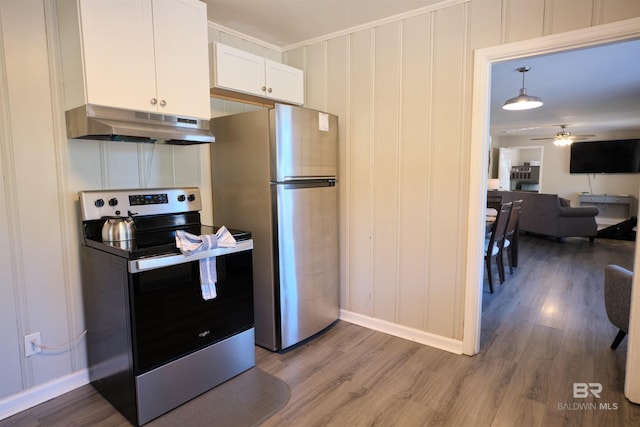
2, 235, 640, 426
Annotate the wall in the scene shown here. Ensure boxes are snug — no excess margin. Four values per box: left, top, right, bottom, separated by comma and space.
1, 0, 77, 405
285, 6, 470, 340
494, 132, 640, 208
283, 0, 640, 345
2, 0, 640, 418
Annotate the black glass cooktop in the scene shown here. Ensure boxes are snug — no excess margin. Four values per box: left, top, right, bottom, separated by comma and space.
83, 213, 251, 259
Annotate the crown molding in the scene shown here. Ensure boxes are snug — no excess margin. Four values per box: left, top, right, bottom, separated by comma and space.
281, 0, 470, 51
207, 21, 283, 52
207, 0, 470, 53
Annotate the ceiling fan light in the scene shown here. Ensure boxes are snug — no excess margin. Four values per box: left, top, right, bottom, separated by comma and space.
502, 89, 544, 110
553, 137, 573, 147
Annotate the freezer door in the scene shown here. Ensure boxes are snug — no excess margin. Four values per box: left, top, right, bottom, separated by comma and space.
270, 104, 338, 182
274, 181, 339, 349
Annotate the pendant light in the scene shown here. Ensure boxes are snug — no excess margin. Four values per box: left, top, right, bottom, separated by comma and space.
502, 67, 544, 111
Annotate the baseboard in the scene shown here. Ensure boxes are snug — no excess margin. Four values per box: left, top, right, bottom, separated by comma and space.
0, 369, 89, 421
1, 315, 464, 421
339, 310, 464, 355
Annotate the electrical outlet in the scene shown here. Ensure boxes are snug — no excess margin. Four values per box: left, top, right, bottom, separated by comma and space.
24, 332, 41, 357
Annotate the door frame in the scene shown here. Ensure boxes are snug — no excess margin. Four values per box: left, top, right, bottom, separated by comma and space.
463, 17, 640, 403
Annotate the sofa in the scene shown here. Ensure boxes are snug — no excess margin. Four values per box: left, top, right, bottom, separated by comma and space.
487, 191, 599, 241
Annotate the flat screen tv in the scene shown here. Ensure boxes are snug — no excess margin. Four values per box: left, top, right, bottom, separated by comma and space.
570, 139, 640, 174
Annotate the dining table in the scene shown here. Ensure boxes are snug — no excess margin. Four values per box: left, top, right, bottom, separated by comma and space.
484, 207, 518, 267
486, 208, 497, 233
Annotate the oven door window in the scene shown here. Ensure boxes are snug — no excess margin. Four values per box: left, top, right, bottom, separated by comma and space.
130, 251, 254, 373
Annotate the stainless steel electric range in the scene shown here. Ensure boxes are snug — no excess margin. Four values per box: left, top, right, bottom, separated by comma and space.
78, 187, 255, 426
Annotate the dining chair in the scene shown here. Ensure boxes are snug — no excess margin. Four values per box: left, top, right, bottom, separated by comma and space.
485, 202, 512, 293
502, 199, 523, 274
487, 194, 503, 211
604, 265, 633, 349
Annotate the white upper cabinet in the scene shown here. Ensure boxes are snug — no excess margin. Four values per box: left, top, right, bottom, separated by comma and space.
264, 59, 304, 105
57, 0, 210, 119
213, 43, 266, 97
213, 42, 304, 105
151, 0, 209, 118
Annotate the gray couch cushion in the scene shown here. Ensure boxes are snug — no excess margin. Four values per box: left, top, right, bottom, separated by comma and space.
487, 191, 598, 239
559, 206, 599, 217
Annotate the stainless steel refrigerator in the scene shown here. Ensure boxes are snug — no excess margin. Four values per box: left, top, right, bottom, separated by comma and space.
210, 104, 339, 351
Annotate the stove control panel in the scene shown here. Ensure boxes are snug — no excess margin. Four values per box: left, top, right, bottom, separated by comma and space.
79, 187, 202, 221
129, 193, 169, 206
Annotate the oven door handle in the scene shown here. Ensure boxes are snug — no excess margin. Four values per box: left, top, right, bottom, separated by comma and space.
129, 240, 253, 273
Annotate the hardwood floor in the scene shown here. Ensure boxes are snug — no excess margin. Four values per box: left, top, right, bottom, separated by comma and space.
3, 234, 640, 426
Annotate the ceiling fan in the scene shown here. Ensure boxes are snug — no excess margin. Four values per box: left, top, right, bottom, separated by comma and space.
530, 124, 595, 147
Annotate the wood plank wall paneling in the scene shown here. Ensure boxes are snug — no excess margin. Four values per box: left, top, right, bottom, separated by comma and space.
505, 0, 545, 42
104, 142, 140, 188
325, 36, 350, 309
348, 29, 375, 316
599, 0, 640, 23
139, 145, 176, 188
547, 0, 595, 34
1, 0, 72, 391
426, 5, 469, 338
304, 43, 327, 111
469, 0, 502, 48
372, 22, 402, 322
397, 13, 432, 330
283, 47, 304, 78
68, 140, 103, 190
0, 0, 23, 398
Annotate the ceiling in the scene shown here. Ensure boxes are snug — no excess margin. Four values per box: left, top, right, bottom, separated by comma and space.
203, 0, 443, 47
490, 39, 640, 141
203, 0, 640, 142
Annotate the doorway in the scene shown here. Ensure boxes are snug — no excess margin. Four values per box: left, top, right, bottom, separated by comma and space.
492, 145, 544, 192
462, 18, 640, 402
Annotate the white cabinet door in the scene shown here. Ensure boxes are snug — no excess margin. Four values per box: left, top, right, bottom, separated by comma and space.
74, 0, 210, 118
265, 59, 304, 104
152, 0, 210, 118
213, 43, 265, 97
213, 42, 304, 105
79, 0, 156, 112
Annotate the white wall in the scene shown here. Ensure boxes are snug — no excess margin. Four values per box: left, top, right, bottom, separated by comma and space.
282, 0, 640, 343
495, 133, 640, 209
2, 0, 640, 417
1, 0, 79, 403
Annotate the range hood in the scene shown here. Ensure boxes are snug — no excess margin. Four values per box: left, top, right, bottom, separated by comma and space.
65, 104, 215, 145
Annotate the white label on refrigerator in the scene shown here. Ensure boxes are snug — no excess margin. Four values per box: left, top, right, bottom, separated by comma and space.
319, 113, 330, 131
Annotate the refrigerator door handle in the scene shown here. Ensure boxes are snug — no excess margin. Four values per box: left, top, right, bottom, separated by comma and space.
275, 179, 336, 189
282, 176, 336, 182
273, 177, 336, 188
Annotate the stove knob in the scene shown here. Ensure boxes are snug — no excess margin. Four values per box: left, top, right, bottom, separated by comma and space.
108, 198, 118, 207
95, 199, 105, 208
177, 194, 186, 202
188, 194, 196, 202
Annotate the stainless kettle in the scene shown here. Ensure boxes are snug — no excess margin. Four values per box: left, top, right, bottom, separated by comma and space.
102, 215, 136, 242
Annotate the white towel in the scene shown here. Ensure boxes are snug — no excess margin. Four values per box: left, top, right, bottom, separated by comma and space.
175, 226, 237, 300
